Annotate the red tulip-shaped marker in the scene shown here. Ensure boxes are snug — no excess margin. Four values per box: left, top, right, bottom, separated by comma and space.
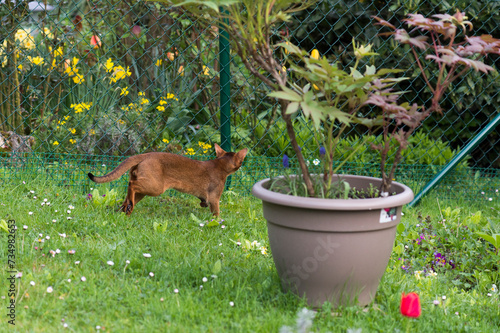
90, 35, 101, 48
400, 292, 421, 318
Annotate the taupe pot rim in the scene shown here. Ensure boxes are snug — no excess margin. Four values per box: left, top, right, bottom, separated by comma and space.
252, 174, 414, 211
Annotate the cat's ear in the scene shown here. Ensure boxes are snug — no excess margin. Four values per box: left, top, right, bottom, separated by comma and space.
236, 148, 248, 160
214, 143, 225, 157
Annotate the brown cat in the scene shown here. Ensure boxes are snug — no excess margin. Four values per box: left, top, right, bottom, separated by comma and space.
88, 144, 247, 216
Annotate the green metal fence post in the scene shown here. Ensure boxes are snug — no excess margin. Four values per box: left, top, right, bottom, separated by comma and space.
408, 111, 500, 207
219, 14, 231, 152
219, 10, 231, 188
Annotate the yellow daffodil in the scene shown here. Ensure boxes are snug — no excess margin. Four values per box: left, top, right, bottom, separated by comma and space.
52, 46, 64, 58
28, 56, 44, 66
72, 73, 84, 84
155, 59, 162, 66
105, 58, 114, 72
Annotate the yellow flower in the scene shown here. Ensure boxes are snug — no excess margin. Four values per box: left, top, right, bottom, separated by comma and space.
155, 59, 162, 66
178, 65, 184, 76
69, 139, 76, 144
52, 46, 64, 58
72, 73, 84, 84
117, 119, 125, 125
140, 98, 149, 105
89, 129, 96, 135
50, 59, 56, 70
23, 38, 35, 50
138, 91, 145, 96
120, 87, 129, 96
28, 56, 44, 66
43, 27, 54, 39
71, 102, 92, 113
17, 64, 23, 70
166, 52, 175, 61
15, 29, 27, 42
53, 141, 59, 146
313, 84, 319, 90
105, 58, 114, 73
166, 93, 178, 101
65, 66, 78, 76
185, 148, 195, 155
69, 128, 76, 134
162, 138, 169, 143
110, 66, 131, 83
202, 65, 210, 76
310, 49, 319, 60
157, 105, 165, 112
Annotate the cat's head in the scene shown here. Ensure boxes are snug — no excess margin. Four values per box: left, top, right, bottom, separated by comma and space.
214, 143, 248, 173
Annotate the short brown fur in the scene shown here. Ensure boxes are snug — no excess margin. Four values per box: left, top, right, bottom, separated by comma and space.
88, 144, 247, 216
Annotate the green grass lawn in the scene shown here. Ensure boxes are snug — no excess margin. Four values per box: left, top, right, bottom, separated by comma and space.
0, 177, 499, 332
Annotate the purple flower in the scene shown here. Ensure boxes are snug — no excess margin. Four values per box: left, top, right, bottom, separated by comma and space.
87, 193, 92, 200
319, 146, 326, 156
283, 154, 289, 168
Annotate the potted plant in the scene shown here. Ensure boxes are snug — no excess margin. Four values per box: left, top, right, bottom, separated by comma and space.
157, 0, 500, 307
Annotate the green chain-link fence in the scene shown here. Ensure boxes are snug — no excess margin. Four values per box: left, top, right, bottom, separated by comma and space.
0, 0, 499, 200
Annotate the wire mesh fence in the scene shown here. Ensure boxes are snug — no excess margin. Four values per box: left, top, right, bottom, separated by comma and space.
0, 0, 499, 199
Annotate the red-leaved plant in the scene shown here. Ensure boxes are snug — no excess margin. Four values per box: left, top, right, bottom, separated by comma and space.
367, 11, 500, 193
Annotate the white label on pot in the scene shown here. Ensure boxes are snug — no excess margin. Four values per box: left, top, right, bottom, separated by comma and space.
380, 207, 398, 223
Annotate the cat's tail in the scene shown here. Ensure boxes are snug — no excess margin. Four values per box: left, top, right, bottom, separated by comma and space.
88, 154, 151, 184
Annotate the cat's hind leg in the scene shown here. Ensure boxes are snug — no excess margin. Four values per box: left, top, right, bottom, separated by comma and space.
198, 197, 208, 208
